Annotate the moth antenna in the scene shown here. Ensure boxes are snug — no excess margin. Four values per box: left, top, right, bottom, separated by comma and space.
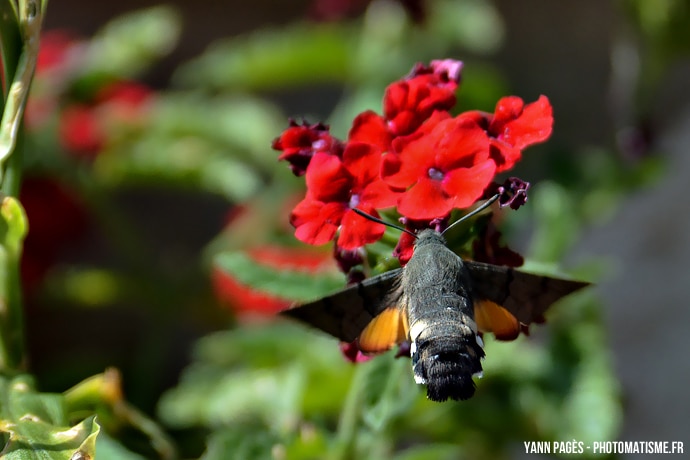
442, 194, 500, 236
352, 208, 417, 238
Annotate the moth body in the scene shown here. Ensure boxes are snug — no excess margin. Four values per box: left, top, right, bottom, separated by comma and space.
402, 229, 485, 401
282, 224, 590, 403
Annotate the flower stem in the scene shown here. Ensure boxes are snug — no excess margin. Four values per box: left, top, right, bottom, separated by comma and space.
0, 0, 45, 373
330, 362, 369, 460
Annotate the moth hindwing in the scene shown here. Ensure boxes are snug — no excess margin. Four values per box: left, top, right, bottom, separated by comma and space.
282, 229, 589, 402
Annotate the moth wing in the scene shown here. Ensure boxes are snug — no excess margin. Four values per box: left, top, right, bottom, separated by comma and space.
357, 305, 409, 354
281, 268, 403, 343
465, 260, 590, 329
474, 299, 520, 340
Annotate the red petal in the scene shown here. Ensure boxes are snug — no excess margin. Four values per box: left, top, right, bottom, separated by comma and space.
360, 179, 400, 209
442, 159, 497, 209
337, 208, 385, 249
305, 152, 353, 202
505, 95, 553, 149
393, 232, 416, 265
342, 142, 382, 188
434, 117, 490, 170
492, 96, 525, 127
59, 105, 104, 156
380, 153, 413, 190
383, 81, 410, 120
397, 177, 453, 219
291, 199, 344, 245
489, 140, 522, 173
489, 95, 553, 150
348, 111, 391, 151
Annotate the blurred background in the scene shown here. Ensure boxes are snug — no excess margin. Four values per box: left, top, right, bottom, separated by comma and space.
15, 0, 690, 458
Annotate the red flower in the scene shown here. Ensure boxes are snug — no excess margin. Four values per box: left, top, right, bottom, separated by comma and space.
461, 95, 553, 172
59, 105, 105, 157
273, 120, 342, 176
348, 110, 391, 151
97, 81, 153, 122
339, 340, 372, 363
58, 81, 154, 159
382, 113, 495, 220
36, 30, 77, 72
384, 60, 463, 137
291, 143, 399, 249
213, 246, 335, 316
472, 221, 524, 268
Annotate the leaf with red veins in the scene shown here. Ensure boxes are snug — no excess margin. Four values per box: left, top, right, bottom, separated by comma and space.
443, 159, 497, 209
305, 152, 353, 202
348, 111, 391, 150
493, 95, 553, 150
291, 199, 345, 245
337, 206, 385, 250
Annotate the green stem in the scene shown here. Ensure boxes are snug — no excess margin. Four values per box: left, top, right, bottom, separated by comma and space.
0, 0, 45, 372
330, 362, 370, 460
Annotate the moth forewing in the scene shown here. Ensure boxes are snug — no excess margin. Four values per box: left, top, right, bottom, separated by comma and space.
465, 261, 590, 327
281, 268, 402, 343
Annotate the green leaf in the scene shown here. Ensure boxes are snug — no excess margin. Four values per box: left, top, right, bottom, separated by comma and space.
0, 374, 99, 459
158, 323, 354, 430
394, 444, 463, 460
93, 93, 286, 200
82, 5, 181, 78
214, 251, 345, 303
173, 23, 354, 91
202, 429, 278, 460
95, 432, 148, 460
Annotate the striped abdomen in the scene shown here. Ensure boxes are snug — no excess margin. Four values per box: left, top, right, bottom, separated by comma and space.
403, 230, 485, 401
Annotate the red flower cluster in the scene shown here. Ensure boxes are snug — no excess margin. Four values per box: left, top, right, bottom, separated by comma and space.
27, 30, 155, 160
58, 81, 153, 158
273, 60, 553, 264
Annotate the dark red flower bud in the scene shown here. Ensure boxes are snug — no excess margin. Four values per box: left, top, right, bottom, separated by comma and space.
472, 221, 524, 268
273, 120, 342, 176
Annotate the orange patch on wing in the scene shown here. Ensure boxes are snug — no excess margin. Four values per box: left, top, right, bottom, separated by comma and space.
474, 299, 520, 341
357, 307, 408, 353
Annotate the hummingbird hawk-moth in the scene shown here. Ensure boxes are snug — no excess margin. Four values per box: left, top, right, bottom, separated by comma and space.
283, 224, 589, 402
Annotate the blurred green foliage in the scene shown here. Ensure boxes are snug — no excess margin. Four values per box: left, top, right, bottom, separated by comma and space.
1, 0, 686, 457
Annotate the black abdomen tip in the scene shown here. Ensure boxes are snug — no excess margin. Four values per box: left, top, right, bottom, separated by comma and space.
413, 336, 484, 402
425, 358, 477, 401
